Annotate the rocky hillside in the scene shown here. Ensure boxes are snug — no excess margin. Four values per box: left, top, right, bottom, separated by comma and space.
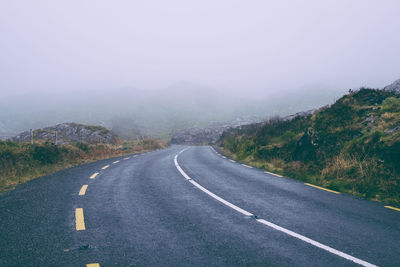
219, 80, 400, 205
171, 116, 264, 145
171, 127, 228, 145
11, 123, 119, 145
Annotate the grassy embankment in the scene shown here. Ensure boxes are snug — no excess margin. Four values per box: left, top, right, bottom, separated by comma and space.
0, 139, 167, 193
219, 88, 400, 206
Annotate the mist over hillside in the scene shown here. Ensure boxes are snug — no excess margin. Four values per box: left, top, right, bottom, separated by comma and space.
0, 82, 345, 139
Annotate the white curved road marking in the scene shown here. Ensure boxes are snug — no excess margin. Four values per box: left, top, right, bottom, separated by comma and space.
174, 148, 377, 267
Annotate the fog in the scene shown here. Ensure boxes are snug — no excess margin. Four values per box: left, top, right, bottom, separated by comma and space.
1, 1, 400, 138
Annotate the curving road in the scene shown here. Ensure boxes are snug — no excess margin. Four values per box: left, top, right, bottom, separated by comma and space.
0, 145, 399, 266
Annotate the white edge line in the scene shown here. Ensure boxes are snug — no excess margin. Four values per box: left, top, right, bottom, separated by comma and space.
189, 179, 253, 216
174, 148, 376, 267
174, 155, 191, 180
256, 219, 376, 267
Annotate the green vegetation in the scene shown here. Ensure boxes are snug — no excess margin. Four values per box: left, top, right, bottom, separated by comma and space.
0, 139, 167, 193
220, 88, 400, 206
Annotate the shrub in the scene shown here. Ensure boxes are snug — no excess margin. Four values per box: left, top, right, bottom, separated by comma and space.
381, 97, 400, 112
32, 145, 61, 165
75, 142, 89, 152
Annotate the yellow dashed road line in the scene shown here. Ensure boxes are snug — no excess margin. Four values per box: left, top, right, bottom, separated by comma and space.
241, 164, 253, 168
113, 160, 120, 164
304, 183, 340, 194
264, 171, 283, 178
101, 165, 109, 170
90, 172, 99, 179
79, 185, 88, 196
384, 205, 400, 212
75, 208, 86, 231
87, 263, 100, 267
123, 157, 130, 160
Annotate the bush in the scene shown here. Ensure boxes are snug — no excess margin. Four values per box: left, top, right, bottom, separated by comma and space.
32, 145, 61, 165
75, 142, 89, 152
0, 149, 16, 164
382, 97, 400, 112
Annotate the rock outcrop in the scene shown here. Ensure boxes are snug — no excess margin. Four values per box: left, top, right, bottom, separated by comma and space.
171, 127, 228, 145
11, 123, 119, 145
293, 127, 317, 161
171, 116, 263, 145
383, 79, 400, 94
282, 109, 316, 121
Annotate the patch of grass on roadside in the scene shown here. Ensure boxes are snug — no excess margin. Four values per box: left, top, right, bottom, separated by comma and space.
0, 139, 168, 194
218, 88, 400, 207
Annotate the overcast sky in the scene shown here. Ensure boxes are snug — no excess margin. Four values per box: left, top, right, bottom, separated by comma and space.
1, 0, 400, 97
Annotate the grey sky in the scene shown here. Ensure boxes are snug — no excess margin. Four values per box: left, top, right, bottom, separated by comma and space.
1, 0, 400, 97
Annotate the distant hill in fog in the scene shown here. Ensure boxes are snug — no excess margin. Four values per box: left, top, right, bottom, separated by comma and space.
0, 82, 344, 139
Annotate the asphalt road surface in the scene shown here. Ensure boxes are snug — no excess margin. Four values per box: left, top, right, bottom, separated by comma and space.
1, 145, 399, 266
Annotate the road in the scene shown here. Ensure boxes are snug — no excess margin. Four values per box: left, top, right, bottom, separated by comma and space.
0, 145, 399, 266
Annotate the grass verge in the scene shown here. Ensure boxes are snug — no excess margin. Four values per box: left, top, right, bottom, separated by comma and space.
0, 139, 168, 194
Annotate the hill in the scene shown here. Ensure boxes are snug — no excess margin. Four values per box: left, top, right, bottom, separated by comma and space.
219, 85, 400, 206
0, 83, 344, 140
